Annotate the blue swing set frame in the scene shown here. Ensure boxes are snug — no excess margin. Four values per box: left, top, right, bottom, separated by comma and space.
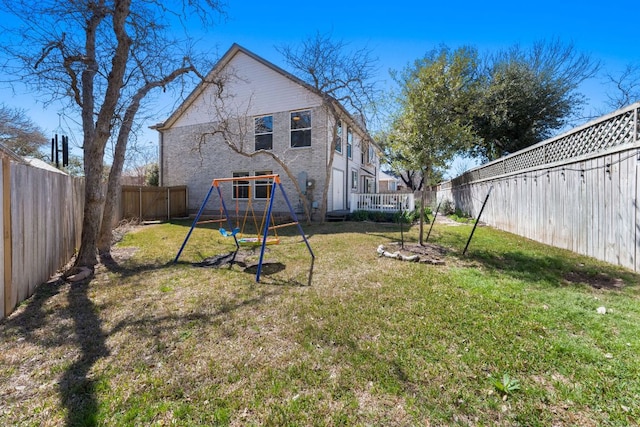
174, 174, 314, 282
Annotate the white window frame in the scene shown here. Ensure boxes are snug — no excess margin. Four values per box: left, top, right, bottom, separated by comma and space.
290, 110, 312, 148
254, 115, 273, 151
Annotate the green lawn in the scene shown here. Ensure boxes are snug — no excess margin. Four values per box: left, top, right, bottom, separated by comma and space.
1, 220, 639, 426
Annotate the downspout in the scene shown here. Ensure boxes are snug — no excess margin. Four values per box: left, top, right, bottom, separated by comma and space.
345, 147, 349, 210
158, 129, 164, 186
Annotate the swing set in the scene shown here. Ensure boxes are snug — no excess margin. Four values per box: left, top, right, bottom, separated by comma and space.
219, 180, 280, 245
174, 174, 314, 282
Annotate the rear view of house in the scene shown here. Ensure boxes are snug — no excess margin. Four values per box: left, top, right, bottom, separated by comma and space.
154, 44, 380, 219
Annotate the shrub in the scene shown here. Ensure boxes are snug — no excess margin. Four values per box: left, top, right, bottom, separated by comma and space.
350, 210, 397, 223
441, 199, 455, 215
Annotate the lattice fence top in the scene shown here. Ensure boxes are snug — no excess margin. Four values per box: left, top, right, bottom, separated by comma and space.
449, 103, 639, 185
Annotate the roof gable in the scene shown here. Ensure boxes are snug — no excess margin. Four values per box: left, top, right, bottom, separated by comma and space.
158, 44, 327, 130
156, 44, 374, 144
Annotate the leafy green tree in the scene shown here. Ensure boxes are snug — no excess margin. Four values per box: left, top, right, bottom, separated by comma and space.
145, 163, 159, 186
0, 104, 48, 158
471, 40, 599, 161
390, 46, 479, 244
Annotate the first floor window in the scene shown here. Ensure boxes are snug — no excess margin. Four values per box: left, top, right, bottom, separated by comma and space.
351, 170, 358, 190
254, 170, 273, 199
291, 110, 311, 147
255, 115, 273, 150
232, 172, 250, 199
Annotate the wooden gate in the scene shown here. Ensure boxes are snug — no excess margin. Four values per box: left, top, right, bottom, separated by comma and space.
120, 185, 187, 221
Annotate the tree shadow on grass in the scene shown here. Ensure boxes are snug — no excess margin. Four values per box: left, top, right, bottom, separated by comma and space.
1, 275, 109, 427
461, 248, 639, 290
1, 256, 281, 427
58, 278, 110, 427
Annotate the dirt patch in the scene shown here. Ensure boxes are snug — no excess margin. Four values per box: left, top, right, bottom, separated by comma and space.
563, 271, 625, 290
381, 242, 449, 265
109, 246, 139, 263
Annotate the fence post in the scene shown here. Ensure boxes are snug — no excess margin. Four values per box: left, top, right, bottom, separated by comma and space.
167, 187, 171, 221
139, 186, 142, 221
3, 157, 12, 317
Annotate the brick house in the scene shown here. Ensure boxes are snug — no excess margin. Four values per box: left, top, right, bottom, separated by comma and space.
153, 44, 380, 218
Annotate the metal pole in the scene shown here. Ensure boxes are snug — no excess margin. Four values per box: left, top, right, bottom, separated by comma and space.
425, 200, 442, 243
256, 181, 278, 282
399, 206, 404, 249
277, 181, 315, 258
463, 186, 493, 255
174, 184, 216, 263
216, 184, 239, 249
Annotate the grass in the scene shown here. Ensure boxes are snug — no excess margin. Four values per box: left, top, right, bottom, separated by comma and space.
1, 220, 639, 426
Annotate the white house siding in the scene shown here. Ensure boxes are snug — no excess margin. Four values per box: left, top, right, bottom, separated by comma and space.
326, 116, 379, 211
172, 51, 322, 129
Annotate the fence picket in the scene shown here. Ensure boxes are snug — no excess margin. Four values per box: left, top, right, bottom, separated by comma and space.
439, 103, 640, 272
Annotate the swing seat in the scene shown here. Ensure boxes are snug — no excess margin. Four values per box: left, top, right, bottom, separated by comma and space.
219, 227, 240, 237
237, 236, 280, 246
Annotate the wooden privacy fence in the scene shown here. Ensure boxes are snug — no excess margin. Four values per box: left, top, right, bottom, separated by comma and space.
1, 158, 84, 319
120, 185, 187, 222
438, 102, 640, 272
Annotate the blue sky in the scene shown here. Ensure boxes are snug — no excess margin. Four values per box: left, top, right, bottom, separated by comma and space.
1, 0, 639, 163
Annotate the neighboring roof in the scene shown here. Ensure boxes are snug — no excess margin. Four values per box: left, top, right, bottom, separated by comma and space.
154, 43, 374, 145
0, 141, 26, 163
379, 170, 400, 182
23, 157, 68, 175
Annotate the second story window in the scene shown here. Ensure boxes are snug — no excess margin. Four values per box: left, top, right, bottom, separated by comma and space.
291, 110, 311, 148
347, 127, 353, 159
335, 121, 342, 153
255, 115, 273, 150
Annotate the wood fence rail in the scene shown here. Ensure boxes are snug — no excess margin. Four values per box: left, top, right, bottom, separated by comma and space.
1, 158, 84, 319
119, 185, 188, 222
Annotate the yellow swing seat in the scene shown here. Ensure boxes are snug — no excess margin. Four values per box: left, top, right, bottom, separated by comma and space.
237, 236, 280, 246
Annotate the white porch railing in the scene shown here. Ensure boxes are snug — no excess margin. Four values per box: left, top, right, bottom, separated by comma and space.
350, 193, 415, 213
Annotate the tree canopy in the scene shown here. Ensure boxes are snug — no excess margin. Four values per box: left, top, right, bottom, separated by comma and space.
0, 104, 48, 158
605, 63, 640, 110
388, 46, 479, 243
471, 40, 599, 161
383, 39, 600, 187
0, 0, 225, 267
277, 32, 381, 221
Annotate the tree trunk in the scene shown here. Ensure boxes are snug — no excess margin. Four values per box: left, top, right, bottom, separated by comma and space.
74, 0, 132, 268
75, 141, 107, 266
97, 134, 127, 258
419, 166, 429, 246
